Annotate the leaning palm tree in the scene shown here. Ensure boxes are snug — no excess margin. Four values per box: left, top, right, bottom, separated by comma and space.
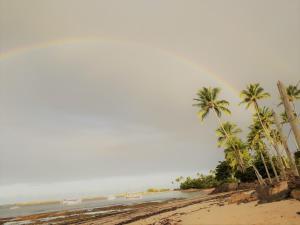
240, 84, 272, 139
240, 84, 283, 181
252, 111, 282, 182
193, 87, 231, 122
248, 123, 273, 184
216, 122, 245, 171
193, 87, 231, 137
193, 87, 246, 172
281, 111, 299, 151
240, 83, 270, 110
254, 107, 286, 179
279, 84, 300, 150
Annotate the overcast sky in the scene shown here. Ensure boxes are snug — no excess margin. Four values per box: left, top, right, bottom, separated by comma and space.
0, 0, 299, 204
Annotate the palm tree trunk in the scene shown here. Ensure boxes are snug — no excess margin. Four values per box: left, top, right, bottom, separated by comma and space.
273, 111, 299, 176
273, 141, 287, 180
278, 81, 300, 151
260, 151, 272, 184
253, 101, 280, 182
212, 108, 245, 172
252, 164, 266, 185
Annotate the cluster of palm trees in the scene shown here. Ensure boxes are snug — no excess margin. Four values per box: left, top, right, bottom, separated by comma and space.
193, 82, 300, 185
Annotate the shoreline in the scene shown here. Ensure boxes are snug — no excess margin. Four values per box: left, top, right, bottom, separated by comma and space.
0, 189, 237, 224
1, 189, 299, 225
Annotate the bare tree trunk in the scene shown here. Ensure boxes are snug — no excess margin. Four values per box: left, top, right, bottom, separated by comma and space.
273, 111, 299, 176
278, 81, 300, 151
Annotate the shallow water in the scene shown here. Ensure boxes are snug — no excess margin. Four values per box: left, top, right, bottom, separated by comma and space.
0, 191, 203, 218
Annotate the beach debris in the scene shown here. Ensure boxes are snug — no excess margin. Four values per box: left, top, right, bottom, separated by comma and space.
212, 182, 238, 193
256, 181, 289, 202
227, 191, 257, 204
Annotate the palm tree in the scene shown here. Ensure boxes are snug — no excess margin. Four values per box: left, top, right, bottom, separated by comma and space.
240, 83, 270, 110
216, 122, 242, 147
193, 87, 232, 143
193, 87, 231, 122
240, 84, 272, 143
252, 109, 283, 182
224, 138, 250, 171
216, 122, 245, 171
248, 123, 273, 183
194, 87, 246, 172
281, 85, 300, 110
279, 84, 300, 150
270, 128, 287, 179
240, 84, 282, 181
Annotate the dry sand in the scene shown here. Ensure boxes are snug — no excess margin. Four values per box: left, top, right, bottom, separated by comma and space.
129, 198, 300, 225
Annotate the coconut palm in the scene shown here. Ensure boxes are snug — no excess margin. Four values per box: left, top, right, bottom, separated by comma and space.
240, 83, 270, 110
251, 112, 283, 181
255, 108, 286, 178
280, 85, 300, 109
224, 138, 250, 171
280, 84, 300, 150
240, 84, 283, 181
216, 122, 242, 147
240, 84, 272, 142
194, 87, 247, 172
193, 87, 231, 122
216, 122, 245, 171
248, 123, 273, 183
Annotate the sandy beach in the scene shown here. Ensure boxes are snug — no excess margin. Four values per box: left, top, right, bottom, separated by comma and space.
129, 196, 300, 225
2, 189, 299, 225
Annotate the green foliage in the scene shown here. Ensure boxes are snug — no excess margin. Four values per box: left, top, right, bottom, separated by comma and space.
216, 122, 242, 148
215, 161, 232, 181
295, 151, 300, 166
239, 83, 270, 109
235, 167, 257, 182
193, 87, 231, 121
286, 85, 300, 102
147, 188, 169, 192
179, 174, 219, 190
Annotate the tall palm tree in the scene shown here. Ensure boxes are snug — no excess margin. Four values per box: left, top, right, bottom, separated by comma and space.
255, 108, 286, 178
240, 84, 282, 181
248, 123, 273, 183
280, 84, 300, 150
193, 87, 232, 140
193, 87, 246, 172
281, 111, 299, 151
252, 111, 282, 182
240, 83, 270, 110
216, 122, 245, 171
193, 87, 231, 122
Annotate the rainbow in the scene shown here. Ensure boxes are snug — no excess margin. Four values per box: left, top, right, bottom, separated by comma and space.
0, 37, 239, 95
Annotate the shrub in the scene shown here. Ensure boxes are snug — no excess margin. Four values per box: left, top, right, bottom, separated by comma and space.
179, 174, 219, 190
215, 161, 232, 181
235, 167, 257, 182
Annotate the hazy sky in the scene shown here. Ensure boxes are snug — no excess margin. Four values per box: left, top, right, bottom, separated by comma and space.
0, 0, 300, 203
